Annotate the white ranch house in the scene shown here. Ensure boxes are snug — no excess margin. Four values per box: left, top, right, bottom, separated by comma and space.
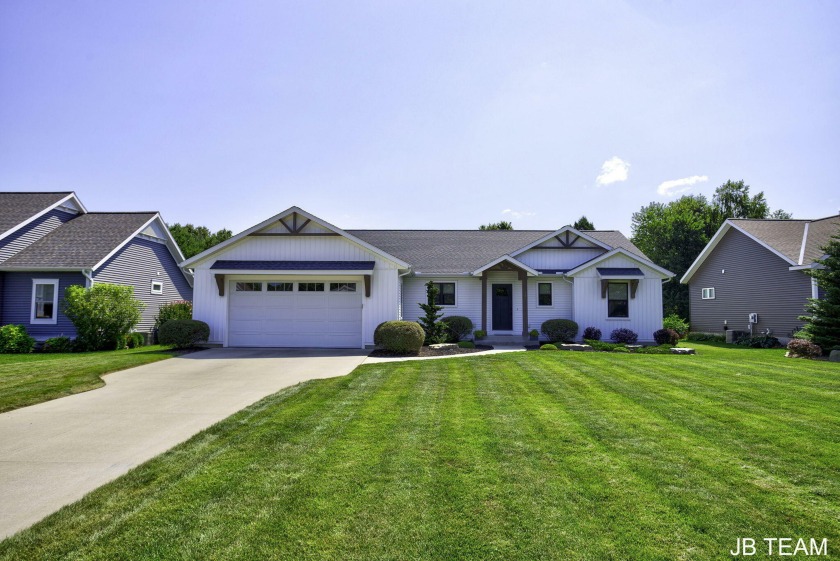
182, 207, 673, 347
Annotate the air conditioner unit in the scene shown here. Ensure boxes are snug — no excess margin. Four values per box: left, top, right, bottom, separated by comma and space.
748, 313, 759, 324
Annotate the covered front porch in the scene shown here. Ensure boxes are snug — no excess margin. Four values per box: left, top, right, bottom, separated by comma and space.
474, 256, 539, 337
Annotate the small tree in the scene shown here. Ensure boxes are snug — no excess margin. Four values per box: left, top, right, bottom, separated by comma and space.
63, 284, 144, 351
418, 280, 448, 344
801, 229, 840, 352
479, 221, 513, 230
573, 216, 595, 230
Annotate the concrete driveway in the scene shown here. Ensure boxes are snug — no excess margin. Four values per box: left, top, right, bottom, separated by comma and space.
0, 347, 368, 539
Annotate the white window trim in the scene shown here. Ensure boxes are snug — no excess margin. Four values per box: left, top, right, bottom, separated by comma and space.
31, 278, 59, 325
537, 282, 553, 307
701, 287, 715, 300
150, 280, 164, 295
432, 281, 457, 307
606, 281, 630, 320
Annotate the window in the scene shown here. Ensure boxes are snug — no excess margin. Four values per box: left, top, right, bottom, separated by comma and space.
434, 282, 456, 306
538, 283, 552, 306
235, 282, 262, 292
701, 287, 715, 300
31, 279, 59, 324
150, 280, 163, 295
330, 282, 356, 292
607, 282, 629, 318
267, 282, 293, 292
298, 282, 325, 292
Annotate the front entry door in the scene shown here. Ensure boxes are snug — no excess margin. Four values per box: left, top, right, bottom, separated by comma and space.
492, 284, 513, 331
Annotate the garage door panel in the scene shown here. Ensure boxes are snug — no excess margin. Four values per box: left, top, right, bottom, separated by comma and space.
228, 280, 362, 348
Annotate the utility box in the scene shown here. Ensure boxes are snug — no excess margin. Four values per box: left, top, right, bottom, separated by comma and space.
748, 313, 759, 324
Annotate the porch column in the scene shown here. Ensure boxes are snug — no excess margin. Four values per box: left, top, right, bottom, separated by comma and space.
519, 270, 528, 336
481, 271, 488, 332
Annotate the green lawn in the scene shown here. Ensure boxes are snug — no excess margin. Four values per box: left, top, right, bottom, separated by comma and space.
1, 343, 838, 560
0, 346, 183, 413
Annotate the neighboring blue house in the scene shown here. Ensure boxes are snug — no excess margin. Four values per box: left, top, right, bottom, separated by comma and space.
0, 192, 193, 340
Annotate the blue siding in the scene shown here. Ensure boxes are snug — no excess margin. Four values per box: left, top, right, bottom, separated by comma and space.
93, 237, 192, 332
0, 272, 85, 339
0, 209, 77, 263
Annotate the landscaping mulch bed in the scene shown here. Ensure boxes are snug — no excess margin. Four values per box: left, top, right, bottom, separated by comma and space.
368, 344, 494, 358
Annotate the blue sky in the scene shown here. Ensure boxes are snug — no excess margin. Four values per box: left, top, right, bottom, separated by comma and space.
1, 1, 838, 235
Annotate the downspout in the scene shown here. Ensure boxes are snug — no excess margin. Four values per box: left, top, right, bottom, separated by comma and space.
560, 274, 574, 326
398, 268, 412, 320
82, 269, 94, 288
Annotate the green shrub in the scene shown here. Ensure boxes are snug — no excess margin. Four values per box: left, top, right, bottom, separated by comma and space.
42, 336, 75, 353
786, 338, 822, 358
374, 321, 425, 354
457, 341, 475, 349
653, 328, 680, 346
0, 324, 35, 354
541, 319, 579, 343
63, 284, 144, 351
539, 343, 558, 351
158, 319, 210, 349
154, 300, 193, 330
443, 316, 473, 342
734, 334, 782, 348
124, 332, 146, 349
473, 329, 487, 340
586, 339, 627, 352
662, 314, 689, 339
610, 328, 638, 344
635, 344, 674, 354
686, 332, 725, 342
418, 281, 448, 344
582, 326, 601, 341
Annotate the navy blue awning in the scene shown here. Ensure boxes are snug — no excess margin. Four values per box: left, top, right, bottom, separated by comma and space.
596, 267, 644, 276
211, 260, 375, 271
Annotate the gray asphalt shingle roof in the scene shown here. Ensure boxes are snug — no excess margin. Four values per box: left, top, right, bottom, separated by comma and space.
348, 229, 648, 274
731, 215, 840, 265
1, 212, 156, 269
0, 192, 73, 236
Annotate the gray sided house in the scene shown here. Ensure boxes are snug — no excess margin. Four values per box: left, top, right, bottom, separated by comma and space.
681, 214, 840, 341
0, 192, 192, 340
184, 206, 674, 349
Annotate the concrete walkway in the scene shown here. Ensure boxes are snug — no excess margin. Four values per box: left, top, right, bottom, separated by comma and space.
0, 348, 368, 539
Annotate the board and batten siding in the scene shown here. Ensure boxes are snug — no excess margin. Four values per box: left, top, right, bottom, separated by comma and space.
94, 237, 193, 333
190, 235, 400, 346
688, 227, 811, 338
572, 254, 664, 342
527, 277, 573, 333
0, 271, 85, 339
0, 209, 78, 263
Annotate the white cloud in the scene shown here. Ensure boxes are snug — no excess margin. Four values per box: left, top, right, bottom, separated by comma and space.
657, 175, 709, 197
596, 157, 630, 186
502, 208, 536, 220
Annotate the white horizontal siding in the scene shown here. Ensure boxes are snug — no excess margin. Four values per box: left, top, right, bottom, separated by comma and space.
527, 278, 573, 333
571, 254, 663, 342
517, 248, 606, 270
401, 276, 482, 331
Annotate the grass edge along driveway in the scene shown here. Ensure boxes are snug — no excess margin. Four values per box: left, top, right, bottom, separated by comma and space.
1, 343, 838, 560
0, 346, 183, 413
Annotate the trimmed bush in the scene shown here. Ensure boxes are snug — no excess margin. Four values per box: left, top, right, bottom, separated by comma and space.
686, 332, 725, 342
635, 344, 674, 355
473, 329, 487, 340
42, 336, 75, 353
662, 314, 689, 339
539, 343, 558, 351
586, 339, 627, 352
158, 319, 210, 349
374, 321, 425, 354
541, 319, 579, 343
154, 300, 193, 330
734, 334, 782, 349
786, 338, 822, 358
610, 328, 638, 344
443, 316, 473, 342
63, 284, 144, 351
653, 328, 680, 346
124, 332, 146, 349
457, 341, 475, 349
582, 326, 602, 341
0, 324, 36, 354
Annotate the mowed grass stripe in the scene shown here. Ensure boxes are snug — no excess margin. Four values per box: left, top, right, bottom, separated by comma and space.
520, 354, 840, 541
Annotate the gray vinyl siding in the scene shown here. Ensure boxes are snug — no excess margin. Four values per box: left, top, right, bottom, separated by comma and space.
93, 237, 192, 333
689, 228, 812, 339
0, 209, 77, 263
0, 272, 85, 339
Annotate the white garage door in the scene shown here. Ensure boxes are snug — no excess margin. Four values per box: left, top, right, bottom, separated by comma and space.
228, 280, 362, 348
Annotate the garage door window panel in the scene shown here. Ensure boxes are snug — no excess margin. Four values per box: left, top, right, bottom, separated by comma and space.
330, 282, 356, 292
267, 282, 293, 292
299, 283, 325, 292
235, 282, 262, 292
